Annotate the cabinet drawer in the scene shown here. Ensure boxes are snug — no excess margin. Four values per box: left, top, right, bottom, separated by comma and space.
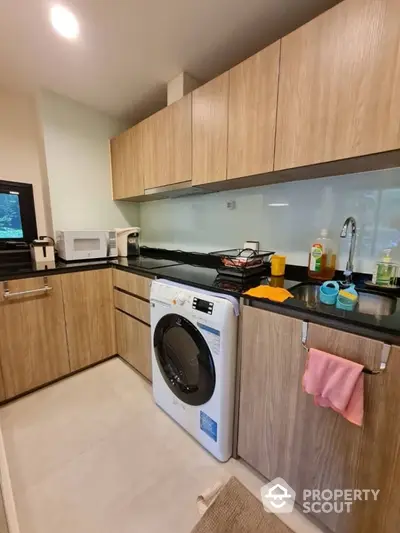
114, 289, 150, 325
113, 269, 151, 300
115, 310, 152, 381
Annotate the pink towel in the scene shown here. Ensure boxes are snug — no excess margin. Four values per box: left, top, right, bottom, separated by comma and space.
303, 348, 364, 426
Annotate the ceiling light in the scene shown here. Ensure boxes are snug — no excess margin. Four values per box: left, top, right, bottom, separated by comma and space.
50, 5, 79, 39
268, 203, 289, 207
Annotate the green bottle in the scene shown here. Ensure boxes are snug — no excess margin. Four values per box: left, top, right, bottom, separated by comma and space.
372, 249, 398, 286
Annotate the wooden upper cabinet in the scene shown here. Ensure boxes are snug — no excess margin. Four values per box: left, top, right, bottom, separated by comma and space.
110, 129, 127, 199
143, 94, 192, 190
0, 276, 70, 398
110, 124, 144, 199
192, 73, 229, 185
227, 42, 280, 180
275, 0, 400, 170
61, 269, 116, 372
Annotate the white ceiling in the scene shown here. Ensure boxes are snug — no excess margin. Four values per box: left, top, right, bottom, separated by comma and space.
0, 0, 340, 121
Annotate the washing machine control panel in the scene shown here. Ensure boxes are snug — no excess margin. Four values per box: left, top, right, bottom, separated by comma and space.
175, 292, 187, 305
192, 296, 214, 315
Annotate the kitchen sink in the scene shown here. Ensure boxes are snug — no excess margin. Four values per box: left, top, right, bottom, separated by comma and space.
289, 282, 398, 317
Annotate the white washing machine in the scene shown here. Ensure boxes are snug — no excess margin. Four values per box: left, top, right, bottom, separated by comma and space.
150, 279, 238, 462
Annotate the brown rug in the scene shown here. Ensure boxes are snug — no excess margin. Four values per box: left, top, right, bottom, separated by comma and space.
191, 477, 294, 533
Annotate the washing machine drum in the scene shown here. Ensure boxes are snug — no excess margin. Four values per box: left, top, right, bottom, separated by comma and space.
153, 313, 216, 406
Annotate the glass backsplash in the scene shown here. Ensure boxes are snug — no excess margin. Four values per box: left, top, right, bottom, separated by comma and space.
139, 167, 400, 274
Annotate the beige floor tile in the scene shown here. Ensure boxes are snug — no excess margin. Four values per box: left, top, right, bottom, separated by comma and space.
0, 358, 324, 533
16, 425, 175, 533
1, 360, 150, 493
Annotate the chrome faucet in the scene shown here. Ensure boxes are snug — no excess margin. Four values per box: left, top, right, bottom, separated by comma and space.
340, 217, 357, 285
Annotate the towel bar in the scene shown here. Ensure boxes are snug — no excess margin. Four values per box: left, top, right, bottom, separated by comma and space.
301, 321, 391, 375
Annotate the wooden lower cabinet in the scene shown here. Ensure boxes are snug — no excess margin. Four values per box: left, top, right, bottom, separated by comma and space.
114, 289, 150, 325
0, 367, 5, 402
115, 310, 152, 381
238, 306, 400, 533
349, 344, 400, 533
238, 307, 304, 483
61, 269, 116, 371
113, 269, 151, 300
0, 275, 70, 398
292, 323, 384, 533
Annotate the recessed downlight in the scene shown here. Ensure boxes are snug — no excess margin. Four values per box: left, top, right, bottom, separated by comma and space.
50, 5, 79, 39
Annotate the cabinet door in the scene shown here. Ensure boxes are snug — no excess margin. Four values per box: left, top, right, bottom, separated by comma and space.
110, 124, 144, 199
275, 0, 400, 170
353, 345, 400, 533
62, 269, 116, 371
143, 94, 192, 190
292, 323, 384, 532
227, 42, 280, 180
192, 74, 229, 185
0, 276, 70, 398
238, 308, 394, 533
238, 307, 303, 482
0, 366, 5, 402
301, 334, 400, 533
115, 310, 152, 381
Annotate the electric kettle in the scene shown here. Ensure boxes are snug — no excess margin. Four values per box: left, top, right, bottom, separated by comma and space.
115, 227, 140, 257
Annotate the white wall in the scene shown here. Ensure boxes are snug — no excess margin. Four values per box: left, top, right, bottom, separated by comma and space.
140, 168, 400, 273
38, 90, 139, 234
0, 88, 51, 235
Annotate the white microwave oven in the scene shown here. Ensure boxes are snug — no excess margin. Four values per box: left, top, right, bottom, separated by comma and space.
56, 230, 117, 261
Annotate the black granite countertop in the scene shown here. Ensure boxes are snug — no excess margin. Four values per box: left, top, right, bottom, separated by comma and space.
1, 247, 400, 344
113, 250, 400, 343
113, 250, 400, 344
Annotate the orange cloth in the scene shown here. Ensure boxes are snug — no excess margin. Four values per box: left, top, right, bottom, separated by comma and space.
244, 285, 294, 302
303, 348, 364, 426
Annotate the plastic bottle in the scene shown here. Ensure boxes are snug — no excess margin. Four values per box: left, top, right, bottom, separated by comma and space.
372, 249, 398, 286
308, 229, 337, 281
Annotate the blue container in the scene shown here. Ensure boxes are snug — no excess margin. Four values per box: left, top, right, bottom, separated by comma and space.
319, 281, 340, 305
336, 286, 358, 311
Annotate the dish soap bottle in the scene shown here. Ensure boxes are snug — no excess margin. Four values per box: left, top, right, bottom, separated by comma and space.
372, 249, 398, 286
308, 229, 337, 281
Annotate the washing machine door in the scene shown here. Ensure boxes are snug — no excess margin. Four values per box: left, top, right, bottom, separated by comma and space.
153, 313, 216, 406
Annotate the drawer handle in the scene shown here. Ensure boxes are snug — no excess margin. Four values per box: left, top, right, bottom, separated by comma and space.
3, 278, 53, 299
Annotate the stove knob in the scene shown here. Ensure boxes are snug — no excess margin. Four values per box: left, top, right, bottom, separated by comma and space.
176, 292, 186, 305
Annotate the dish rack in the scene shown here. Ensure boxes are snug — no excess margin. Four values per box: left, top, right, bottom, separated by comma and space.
210, 249, 274, 278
